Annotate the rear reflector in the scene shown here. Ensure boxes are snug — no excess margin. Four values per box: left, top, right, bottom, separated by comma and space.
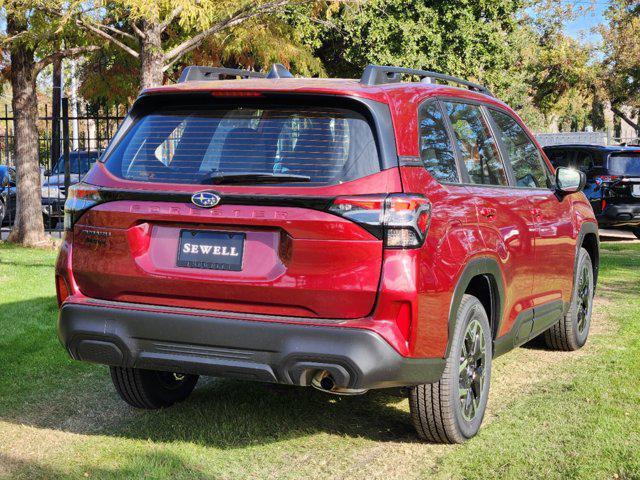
395, 302, 413, 341
328, 194, 431, 248
55, 275, 70, 307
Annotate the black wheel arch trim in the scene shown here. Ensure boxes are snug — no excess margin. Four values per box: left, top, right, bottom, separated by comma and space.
575, 221, 599, 293
445, 257, 505, 358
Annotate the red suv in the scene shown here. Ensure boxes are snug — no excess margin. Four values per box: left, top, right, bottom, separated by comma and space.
56, 64, 599, 443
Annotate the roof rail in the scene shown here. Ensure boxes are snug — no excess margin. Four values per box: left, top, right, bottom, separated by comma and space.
360, 65, 493, 96
178, 66, 266, 83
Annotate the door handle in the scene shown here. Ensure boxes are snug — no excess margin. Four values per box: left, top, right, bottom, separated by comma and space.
480, 207, 497, 219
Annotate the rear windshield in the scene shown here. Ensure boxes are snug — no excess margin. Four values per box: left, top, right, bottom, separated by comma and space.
103, 105, 380, 186
608, 153, 640, 176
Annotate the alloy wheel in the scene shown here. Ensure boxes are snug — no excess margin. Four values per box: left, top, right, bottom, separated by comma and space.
458, 317, 487, 422
576, 264, 591, 334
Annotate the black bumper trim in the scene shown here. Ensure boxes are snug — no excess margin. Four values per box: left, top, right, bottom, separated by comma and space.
597, 203, 640, 226
58, 303, 445, 390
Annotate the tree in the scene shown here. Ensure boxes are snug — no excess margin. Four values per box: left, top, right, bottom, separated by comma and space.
601, 0, 640, 134
528, 32, 600, 131
77, 14, 324, 106
289, 1, 523, 81
1, 2, 97, 246
66, 0, 303, 91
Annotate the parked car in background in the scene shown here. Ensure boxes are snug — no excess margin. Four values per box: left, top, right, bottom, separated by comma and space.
41, 150, 99, 226
543, 144, 640, 238
0, 164, 17, 225
56, 64, 599, 443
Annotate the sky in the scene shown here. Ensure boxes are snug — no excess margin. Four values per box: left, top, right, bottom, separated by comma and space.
563, 0, 610, 43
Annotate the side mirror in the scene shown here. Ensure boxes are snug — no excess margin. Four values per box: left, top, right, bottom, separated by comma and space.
555, 167, 586, 194
43, 169, 51, 177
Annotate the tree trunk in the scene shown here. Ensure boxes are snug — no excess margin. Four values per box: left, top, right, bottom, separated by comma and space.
6, 14, 47, 246
139, 24, 164, 91
51, 56, 62, 169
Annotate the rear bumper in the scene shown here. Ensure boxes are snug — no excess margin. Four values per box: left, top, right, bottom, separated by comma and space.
597, 203, 640, 227
58, 302, 445, 391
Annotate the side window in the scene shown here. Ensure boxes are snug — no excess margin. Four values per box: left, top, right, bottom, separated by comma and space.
443, 101, 507, 186
489, 109, 549, 188
575, 151, 595, 173
545, 149, 572, 168
418, 101, 459, 182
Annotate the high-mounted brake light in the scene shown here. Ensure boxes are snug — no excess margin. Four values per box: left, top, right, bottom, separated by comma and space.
63, 182, 103, 230
328, 194, 431, 248
210, 91, 263, 97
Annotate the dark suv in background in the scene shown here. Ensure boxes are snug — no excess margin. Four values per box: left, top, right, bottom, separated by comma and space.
544, 144, 640, 238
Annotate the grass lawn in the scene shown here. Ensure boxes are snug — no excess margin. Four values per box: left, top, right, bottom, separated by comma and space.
0, 241, 638, 479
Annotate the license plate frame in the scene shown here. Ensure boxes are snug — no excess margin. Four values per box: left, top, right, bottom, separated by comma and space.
177, 230, 245, 271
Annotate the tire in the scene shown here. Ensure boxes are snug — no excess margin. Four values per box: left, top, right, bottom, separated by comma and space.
543, 247, 594, 351
110, 367, 198, 409
409, 294, 492, 443
632, 226, 640, 240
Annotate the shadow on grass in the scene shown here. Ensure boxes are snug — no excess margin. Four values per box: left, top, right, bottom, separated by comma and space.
0, 451, 212, 479
0, 296, 417, 450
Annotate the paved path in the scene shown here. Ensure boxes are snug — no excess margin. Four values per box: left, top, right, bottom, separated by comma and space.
599, 228, 638, 242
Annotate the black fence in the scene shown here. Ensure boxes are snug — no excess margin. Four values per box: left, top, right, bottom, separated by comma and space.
0, 101, 127, 231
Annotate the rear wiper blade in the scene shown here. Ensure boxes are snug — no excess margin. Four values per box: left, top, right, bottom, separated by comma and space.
200, 172, 311, 185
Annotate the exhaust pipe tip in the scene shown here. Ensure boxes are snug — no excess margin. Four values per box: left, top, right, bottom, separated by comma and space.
311, 370, 367, 396
311, 370, 334, 391
319, 374, 335, 391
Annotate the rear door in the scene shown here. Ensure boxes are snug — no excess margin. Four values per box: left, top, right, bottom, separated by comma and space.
442, 100, 537, 337
72, 96, 398, 319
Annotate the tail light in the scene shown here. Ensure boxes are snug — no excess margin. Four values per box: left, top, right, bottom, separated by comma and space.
64, 182, 103, 230
328, 194, 431, 248
594, 175, 620, 188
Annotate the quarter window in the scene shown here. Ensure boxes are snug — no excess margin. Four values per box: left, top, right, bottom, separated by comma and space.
489, 109, 550, 188
444, 102, 507, 186
418, 101, 459, 182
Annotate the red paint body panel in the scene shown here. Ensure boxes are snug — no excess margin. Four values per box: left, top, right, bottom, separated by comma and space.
56, 78, 598, 362
72, 202, 384, 318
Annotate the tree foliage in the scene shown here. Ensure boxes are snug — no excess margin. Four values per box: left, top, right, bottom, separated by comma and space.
290, 0, 523, 81
601, 0, 640, 110
62, 0, 305, 90
528, 31, 601, 131
78, 13, 324, 105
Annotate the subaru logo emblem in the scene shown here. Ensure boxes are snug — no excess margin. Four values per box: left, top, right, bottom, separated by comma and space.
191, 191, 221, 208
